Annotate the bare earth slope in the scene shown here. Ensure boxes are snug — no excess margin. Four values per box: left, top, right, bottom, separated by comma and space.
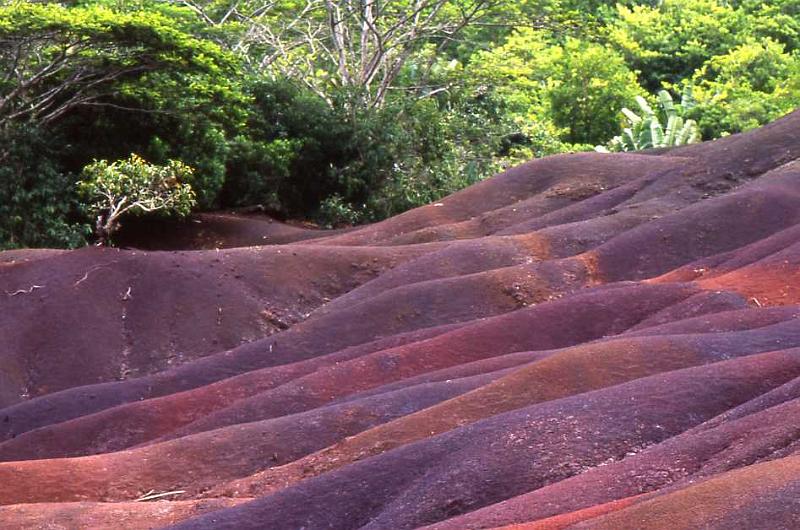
2, 110, 800, 529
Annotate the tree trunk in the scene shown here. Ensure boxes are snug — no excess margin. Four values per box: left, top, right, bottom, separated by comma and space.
94, 213, 119, 246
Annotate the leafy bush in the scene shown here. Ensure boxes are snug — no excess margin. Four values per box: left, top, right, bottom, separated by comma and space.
318, 195, 363, 227
608, 0, 747, 91
223, 135, 302, 212
734, 0, 800, 53
329, 90, 511, 221
469, 30, 644, 147
689, 39, 800, 138
222, 80, 510, 224
78, 154, 197, 245
0, 127, 89, 250
546, 38, 645, 145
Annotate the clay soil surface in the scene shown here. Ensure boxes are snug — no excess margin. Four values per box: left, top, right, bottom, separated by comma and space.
3, 111, 800, 529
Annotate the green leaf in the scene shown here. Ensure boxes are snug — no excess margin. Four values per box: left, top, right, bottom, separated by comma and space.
635, 96, 655, 117
680, 84, 696, 112
650, 119, 665, 147
657, 90, 676, 118
665, 115, 682, 145
621, 107, 642, 125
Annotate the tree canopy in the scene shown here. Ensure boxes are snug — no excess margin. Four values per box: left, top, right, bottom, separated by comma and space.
0, 1, 240, 130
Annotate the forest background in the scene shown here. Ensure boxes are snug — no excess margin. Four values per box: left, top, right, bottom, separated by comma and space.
1, 0, 798, 248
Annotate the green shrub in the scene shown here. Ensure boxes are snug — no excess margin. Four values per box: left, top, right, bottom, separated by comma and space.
547, 39, 645, 145
469, 31, 644, 147
222, 80, 509, 223
78, 154, 196, 245
318, 195, 363, 227
608, 0, 747, 91
0, 127, 89, 250
689, 39, 800, 138
220, 80, 351, 216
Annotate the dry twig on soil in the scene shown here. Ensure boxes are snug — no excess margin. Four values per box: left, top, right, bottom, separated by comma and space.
134, 489, 186, 502
5, 285, 43, 296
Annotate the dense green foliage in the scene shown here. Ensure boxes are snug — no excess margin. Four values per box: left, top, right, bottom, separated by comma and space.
1, 0, 799, 247
78, 154, 196, 244
0, 126, 89, 249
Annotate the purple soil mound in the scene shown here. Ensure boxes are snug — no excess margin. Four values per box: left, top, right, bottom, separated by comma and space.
113, 212, 347, 250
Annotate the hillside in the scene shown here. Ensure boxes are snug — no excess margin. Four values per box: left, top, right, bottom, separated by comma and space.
2, 111, 800, 529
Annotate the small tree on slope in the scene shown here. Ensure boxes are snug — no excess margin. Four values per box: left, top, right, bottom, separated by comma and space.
78, 154, 196, 245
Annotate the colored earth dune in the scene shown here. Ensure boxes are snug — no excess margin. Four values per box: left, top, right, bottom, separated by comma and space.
2, 110, 800, 529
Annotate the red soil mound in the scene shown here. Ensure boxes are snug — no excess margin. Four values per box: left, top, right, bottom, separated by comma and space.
570, 454, 800, 529
2, 110, 800, 529
0, 499, 247, 529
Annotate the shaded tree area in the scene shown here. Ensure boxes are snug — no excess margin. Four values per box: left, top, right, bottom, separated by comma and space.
1, 0, 799, 248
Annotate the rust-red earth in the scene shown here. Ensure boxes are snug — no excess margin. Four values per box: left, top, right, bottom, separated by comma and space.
2, 111, 800, 529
